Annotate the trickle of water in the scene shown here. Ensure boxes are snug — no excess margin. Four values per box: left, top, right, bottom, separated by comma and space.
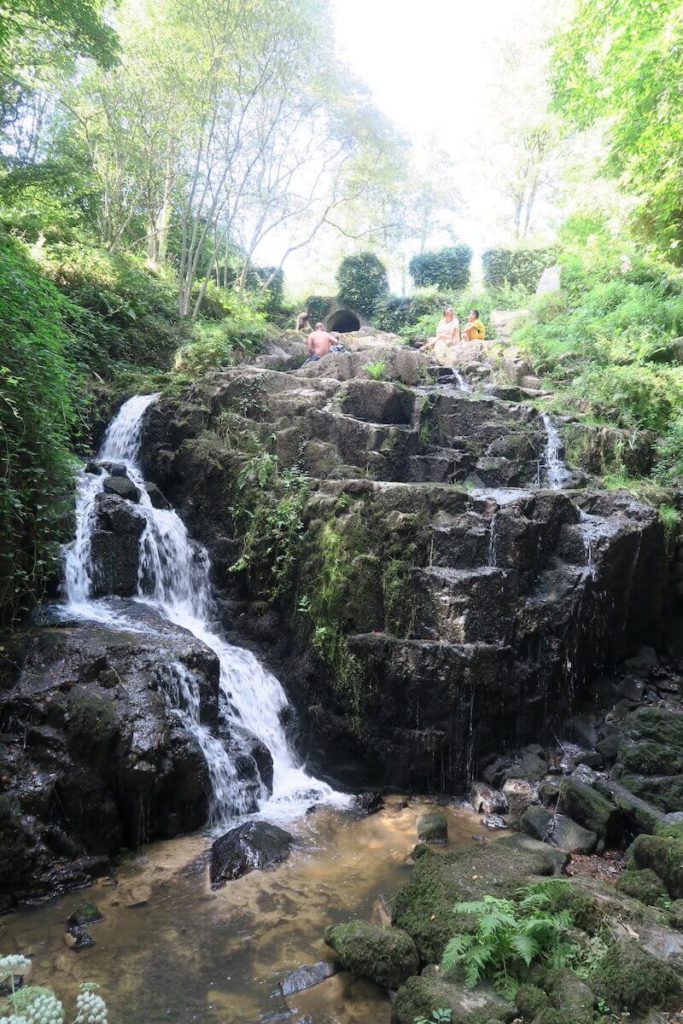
453, 369, 472, 394
488, 513, 498, 567
63, 394, 347, 829
541, 413, 572, 489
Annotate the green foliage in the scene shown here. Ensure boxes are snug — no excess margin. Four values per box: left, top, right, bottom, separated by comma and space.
551, 0, 683, 253
409, 246, 472, 291
230, 454, 309, 603
654, 417, 683, 484
337, 252, 389, 316
441, 893, 577, 999
366, 360, 386, 381
176, 312, 275, 374
304, 295, 335, 323
373, 295, 413, 333
482, 247, 558, 291
414, 1011, 452, 1024
0, 231, 78, 626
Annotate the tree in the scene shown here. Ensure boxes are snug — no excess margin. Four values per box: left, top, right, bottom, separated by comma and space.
551, 0, 683, 253
0, 0, 118, 158
336, 252, 388, 316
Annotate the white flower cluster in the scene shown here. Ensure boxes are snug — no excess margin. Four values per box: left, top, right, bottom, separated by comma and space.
0, 1015, 28, 1024
22, 993, 63, 1024
0, 955, 31, 984
74, 990, 107, 1024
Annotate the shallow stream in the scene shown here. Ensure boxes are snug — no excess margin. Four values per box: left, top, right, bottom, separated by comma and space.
1, 801, 491, 1024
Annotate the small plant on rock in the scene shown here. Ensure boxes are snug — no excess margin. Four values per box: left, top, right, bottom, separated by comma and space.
366, 359, 386, 381
414, 1010, 452, 1024
441, 892, 577, 998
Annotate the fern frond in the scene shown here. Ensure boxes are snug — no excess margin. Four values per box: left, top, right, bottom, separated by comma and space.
510, 933, 539, 966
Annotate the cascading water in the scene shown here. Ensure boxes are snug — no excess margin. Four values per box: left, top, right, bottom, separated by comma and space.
541, 412, 572, 489
63, 395, 346, 828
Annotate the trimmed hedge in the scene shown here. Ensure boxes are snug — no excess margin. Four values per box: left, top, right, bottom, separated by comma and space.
409, 245, 472, 291
337, 252, 389, 317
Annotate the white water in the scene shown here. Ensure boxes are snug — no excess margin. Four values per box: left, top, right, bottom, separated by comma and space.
541, 413, 572, 489
453, 369, 473, 394
63, 395, 347, 828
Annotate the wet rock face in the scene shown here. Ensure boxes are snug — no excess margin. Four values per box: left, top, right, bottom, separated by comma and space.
137, 356, 668, 795
0, 615, 220, 904
90, 493, 145, 597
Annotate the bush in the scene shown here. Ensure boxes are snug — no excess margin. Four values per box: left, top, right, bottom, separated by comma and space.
174, 308, 275, 373
304, 294, 335, 322
336, 252, 389, 316
409, 246, 472, 291
373, 295, 413, 332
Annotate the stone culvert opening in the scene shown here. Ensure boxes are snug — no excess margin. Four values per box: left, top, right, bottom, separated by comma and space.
326, 308, 361, 333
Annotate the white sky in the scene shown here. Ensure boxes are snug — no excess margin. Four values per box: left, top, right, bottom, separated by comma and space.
273, 0, 563, 295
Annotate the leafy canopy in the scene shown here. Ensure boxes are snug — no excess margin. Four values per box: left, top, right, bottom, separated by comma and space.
551, 0, 683, 253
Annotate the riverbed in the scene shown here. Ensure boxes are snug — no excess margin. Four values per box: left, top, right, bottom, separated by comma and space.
0, 799, 492, 1024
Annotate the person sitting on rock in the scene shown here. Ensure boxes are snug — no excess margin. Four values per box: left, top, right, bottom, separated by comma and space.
462, 309, 485, 341
420, 307, 460, 354
305, 322, 335, 362
295, 308, 311, 332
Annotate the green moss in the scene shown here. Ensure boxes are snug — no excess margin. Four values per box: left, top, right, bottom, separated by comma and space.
515, 983, 549, 1019
323, 920, 419, 990
624, 708, 683, 748
654, 820, 683, 840
382, 558, 417, 637
626, 834, 683, 898
557, 779, 620, 841
392, 975, 510, 1024
619, 773, 683, 813
593, 939, 681, 1013
416, 812, 448, 844
616, 868, 667, 906
668, 899, 683, 930
620, 740, 683, 775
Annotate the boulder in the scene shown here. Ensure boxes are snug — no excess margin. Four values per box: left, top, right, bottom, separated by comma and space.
145, 482, 171, 509
354, 792, 384, 815
323, 920, 418, 990
210, 821, 293, 886
616, 869, 667, 906
594, 777, 663, 834
546, 968, 595, 1017
393, 975, 510, 1024
90, 493, 146, 597
520, 806, 597, 854
626, 834, 683, 898
470, 781, 508, 815
103, 474, 141, 503
593, 939, 681, 1013
502, 778, 540, 821
67, 901, 104, 927
557, 779, 621, 843
279, 961, 339, 997
416, 811, 448, 844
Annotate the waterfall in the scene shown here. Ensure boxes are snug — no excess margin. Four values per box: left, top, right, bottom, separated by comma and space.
453, 369, 473, 394
63, 395, 346, 828
541, 413, 572, 489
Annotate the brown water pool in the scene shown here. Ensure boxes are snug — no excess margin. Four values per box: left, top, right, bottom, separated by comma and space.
0, 799, 492, 1024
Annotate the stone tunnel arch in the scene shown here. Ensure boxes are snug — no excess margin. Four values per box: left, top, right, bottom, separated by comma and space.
326, 308, 361, 333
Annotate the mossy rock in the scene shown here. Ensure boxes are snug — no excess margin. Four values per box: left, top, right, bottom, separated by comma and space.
616, 869, 667, 906
392, 835, 566, 963
669, 899, 683, 930
623, 707, 683, 748
626, 834, 683, 898
557, 779, 620, 843
619, 740, 683, 776
323, 920, 418, 990
417, 811, 448, 844
66, 688, 118, 760
515, 983, 549, 1019
593, 939, 681, 1012
618, 774, 683, 813
655, 819, 683, 840
545, 967, 594, 1021
392, 975, 510, 1024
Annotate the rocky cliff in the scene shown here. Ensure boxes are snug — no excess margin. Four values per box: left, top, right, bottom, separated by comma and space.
137, 331, 668, 791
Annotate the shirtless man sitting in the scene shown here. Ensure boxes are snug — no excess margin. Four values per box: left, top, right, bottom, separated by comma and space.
305, 322, 335, 361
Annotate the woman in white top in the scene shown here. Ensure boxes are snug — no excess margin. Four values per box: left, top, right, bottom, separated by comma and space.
421, 307, 460, 354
